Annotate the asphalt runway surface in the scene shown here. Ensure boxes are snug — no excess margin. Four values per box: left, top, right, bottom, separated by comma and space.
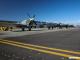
0, 28, 80, 60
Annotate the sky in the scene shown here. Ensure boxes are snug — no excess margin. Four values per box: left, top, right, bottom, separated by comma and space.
0, 0, 80, 25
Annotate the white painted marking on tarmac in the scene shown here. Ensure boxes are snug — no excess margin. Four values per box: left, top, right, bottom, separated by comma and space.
69, 56, 80, 59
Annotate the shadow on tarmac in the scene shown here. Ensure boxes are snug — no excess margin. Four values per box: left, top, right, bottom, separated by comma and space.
12, 30, 43, 32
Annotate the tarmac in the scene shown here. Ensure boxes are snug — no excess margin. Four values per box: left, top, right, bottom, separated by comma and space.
0, 28, 76, 39
0, 28, 80, 60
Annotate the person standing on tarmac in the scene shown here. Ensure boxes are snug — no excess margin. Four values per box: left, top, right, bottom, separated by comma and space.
28, 25, 31, 31
10, 27, 13, 31
22, 26, 25, 31
52, 26, 54, 29
47, 24, 51, 30
28, 21, 32, 31
48, 26, 50, 30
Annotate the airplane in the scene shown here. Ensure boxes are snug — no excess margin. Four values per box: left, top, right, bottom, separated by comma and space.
16, 14, 37, 31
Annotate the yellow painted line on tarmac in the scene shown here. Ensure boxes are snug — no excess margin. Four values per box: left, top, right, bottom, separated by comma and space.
0, 41, 80, 60
0, 39, 80, 55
